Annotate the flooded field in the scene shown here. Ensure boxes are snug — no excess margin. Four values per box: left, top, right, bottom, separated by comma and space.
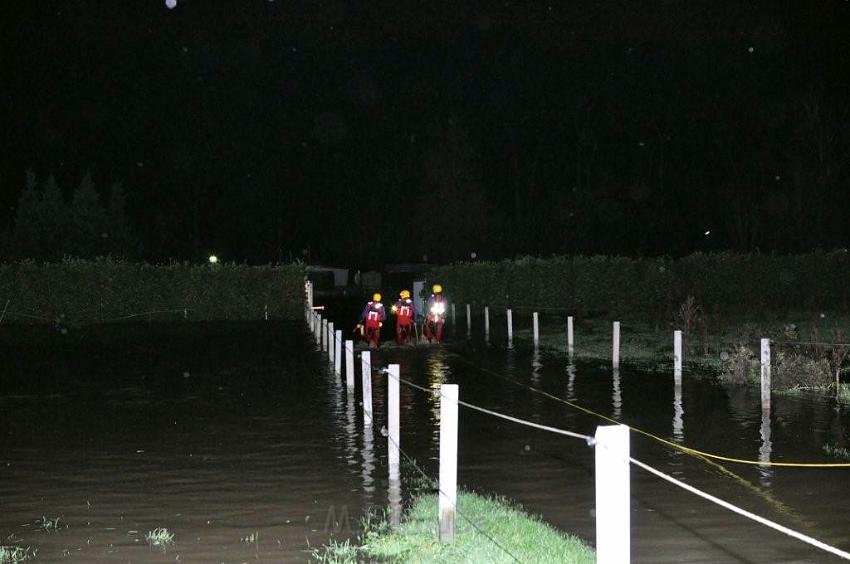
2, 319, 849, 562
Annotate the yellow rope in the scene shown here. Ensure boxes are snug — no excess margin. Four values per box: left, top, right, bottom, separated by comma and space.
455, 356, 850, 468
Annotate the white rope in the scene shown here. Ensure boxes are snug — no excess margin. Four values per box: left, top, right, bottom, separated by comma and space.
381, 367, 594, 444
379, 366, 849, 560
457, 400, 594, 443
629, 456, 850, 561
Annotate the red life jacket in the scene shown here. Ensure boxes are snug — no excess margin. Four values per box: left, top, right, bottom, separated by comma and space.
396, 299, 414, 322
365, 302, 383, 327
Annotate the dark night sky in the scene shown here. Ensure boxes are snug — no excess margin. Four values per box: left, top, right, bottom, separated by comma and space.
2, 1, 850, 265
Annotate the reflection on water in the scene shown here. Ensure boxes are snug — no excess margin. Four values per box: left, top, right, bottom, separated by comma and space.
531, 346, 543, 383
361, 424, 376, 499
531, 347, 544, 421
8, 321, 850, 563
759, 405, 773, 485
0, 322, 380, 562
673, 373, 684, 443
345, 389, 357, 467
427, 349, 451, 444
612, 368, 622, 420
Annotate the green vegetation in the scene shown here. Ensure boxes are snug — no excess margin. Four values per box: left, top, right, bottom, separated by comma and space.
429, 252, 850, 317
34, 515, 63, 533
0, 545, 37, 563
314, 492, 594, 563
145, 527, 175, 548
429, 253, 850, 392
0, 258, 305, 323
823, 444, 850, 460
519, 310, 848, 388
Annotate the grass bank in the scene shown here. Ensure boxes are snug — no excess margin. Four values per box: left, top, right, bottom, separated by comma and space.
314, 491, 594, 563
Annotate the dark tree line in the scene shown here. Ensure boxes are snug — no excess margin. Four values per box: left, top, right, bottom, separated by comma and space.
3, 171, 135, 260
1, 1, 849, 264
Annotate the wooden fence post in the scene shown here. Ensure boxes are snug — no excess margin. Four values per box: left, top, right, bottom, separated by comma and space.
613, 321, 621, 369
533, 312, 539, 345
674, 330, 682, 375
595, 424, 630, 564
361, 351, 373, 426
334, 330, 342, 375
345, 339, 355, 388
439, 384, 459, 543
388, 364, 400, 478
761, 338, 771, 407
328, 321, 336, 364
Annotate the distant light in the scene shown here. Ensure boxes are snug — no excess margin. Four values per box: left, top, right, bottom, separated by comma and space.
704, 230, 711, 236
470, 252, 477, 259
748, 46, 754, 53
208, 255, 218, 264
165, 0, 177, 9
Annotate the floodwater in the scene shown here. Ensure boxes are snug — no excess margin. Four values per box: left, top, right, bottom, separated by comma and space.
2, 318, 850, 563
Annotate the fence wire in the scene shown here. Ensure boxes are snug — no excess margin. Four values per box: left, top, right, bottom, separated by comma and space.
385, 433, 522, 563
312, 309, 850, 561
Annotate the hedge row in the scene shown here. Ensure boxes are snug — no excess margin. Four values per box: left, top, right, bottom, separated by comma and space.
428, 251, 850, 318
0, 259, 306, 323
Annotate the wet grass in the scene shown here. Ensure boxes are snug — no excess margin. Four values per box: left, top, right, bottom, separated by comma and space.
0, 545, 37, 563
34, 515, 63, 533
314, 491, 594, 563
145, 527, 174, 548
514, 311, 850, 391
836, 383, 850, 404
822, 444, 850, 460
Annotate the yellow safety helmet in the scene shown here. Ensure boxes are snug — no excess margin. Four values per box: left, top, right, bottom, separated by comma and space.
372, 292, 382, 302
399, 289, 411, 299
432, 284, 442, 294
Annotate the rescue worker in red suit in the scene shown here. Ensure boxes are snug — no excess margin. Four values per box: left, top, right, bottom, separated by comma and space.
423, 284, 447, 343
391, 289, 417, 345
357, 293, 386, 349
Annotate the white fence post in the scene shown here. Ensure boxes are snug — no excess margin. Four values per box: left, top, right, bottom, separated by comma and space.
484, 306, 490, 336
466, 304, 471, 335
328, 322, 335, 362
361, 352, 373, 426
264, 304, 269, 321
761, 338, 771, 407
388, 364, 400, 478
345, 339, 355, 388
533, 312, 539, 345
321, 317, 327, 350
567, 316, 574, 355
334, 330, 342, 375
674, 330, 682, 375
439, 384, 459, 543
612, 321, 620, 369
507, 308, 513, 341
595, 424, 630, 564
451, 304, 456, 326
